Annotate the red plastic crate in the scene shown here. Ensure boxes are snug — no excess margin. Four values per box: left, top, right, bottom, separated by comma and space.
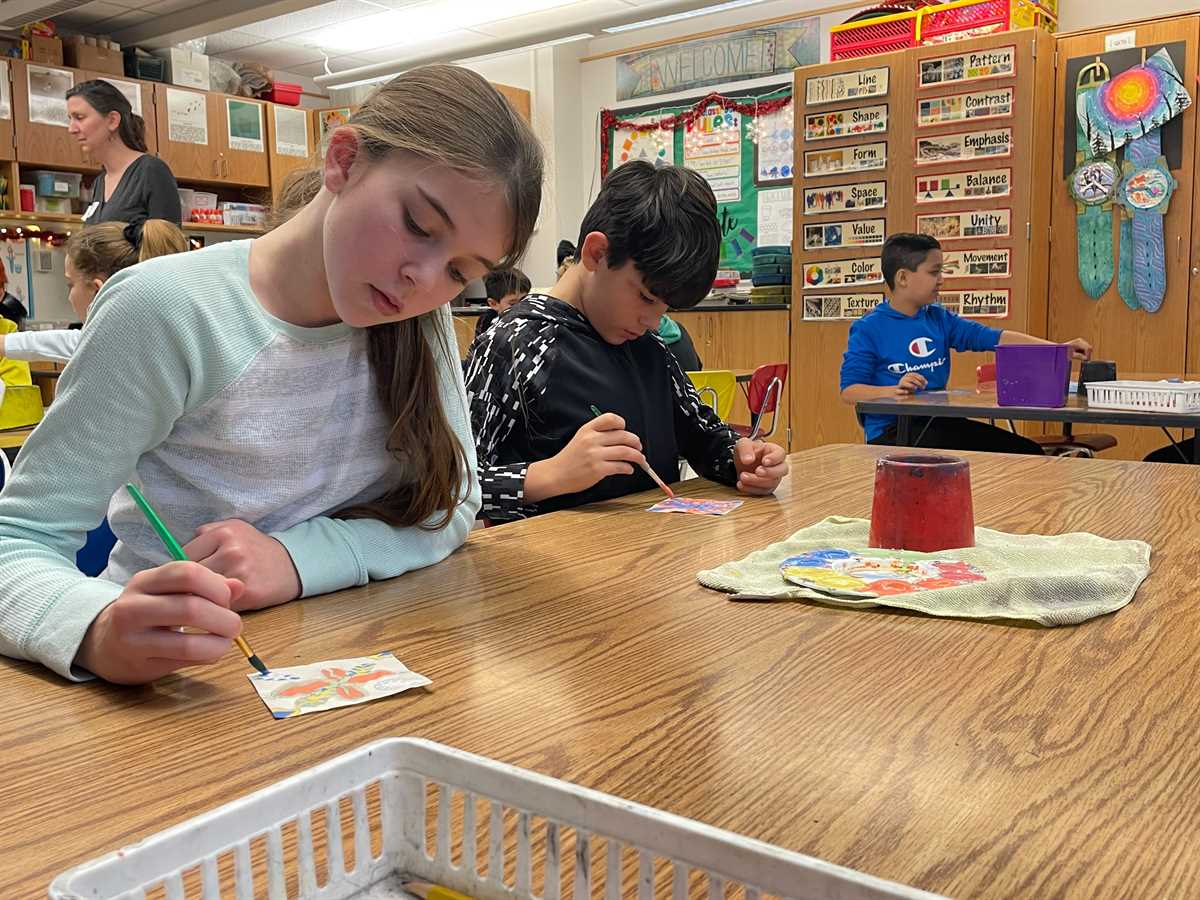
831, 0, 1055, 60
264, 82, 302, 106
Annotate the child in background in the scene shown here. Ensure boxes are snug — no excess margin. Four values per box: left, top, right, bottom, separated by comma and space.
465, 160, 787, 523
840, 233, 1092, 454
474, 267, 530, 338
658, 314, 702, 371
0, 65, 543, 684
0, 220, 188, 364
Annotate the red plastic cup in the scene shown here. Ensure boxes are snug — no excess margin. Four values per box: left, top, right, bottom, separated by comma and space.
868, 453, 975, 552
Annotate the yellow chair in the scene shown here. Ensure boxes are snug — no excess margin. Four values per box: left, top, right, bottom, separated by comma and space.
686, 370, 736, 420
0, 319, 42, 430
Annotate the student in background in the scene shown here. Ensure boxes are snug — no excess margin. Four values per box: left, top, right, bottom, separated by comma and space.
0, 65, 543, 684
465, 161, 787, 523
840, 233, 1092, 454
67, 80, 182, 226
474, 267, 530, 338
0, 265, 27, 330
0, 220, 188, 364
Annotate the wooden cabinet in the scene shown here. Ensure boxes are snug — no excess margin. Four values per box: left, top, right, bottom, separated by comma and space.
1048, 17, 1199, 460
671, 308, 792, 448
0, 62, 14, 163
153, 87, 269, 187
11, 59, 93, 170
218, 95, 268, 187
266, 103, 314, 203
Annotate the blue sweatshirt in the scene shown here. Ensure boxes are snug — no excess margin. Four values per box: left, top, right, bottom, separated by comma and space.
840, 300, 1003, 440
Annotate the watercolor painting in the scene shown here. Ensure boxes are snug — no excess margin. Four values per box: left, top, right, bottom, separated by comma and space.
247, 651, 430, 719
779, 549, 986, 598
649, 497, 743, 516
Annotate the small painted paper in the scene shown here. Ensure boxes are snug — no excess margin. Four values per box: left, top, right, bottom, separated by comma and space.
247, 651, 430, 719
648, 497, 743, 516
780, 548, 986, 599
226, 99, 264, 153
1077, 48, 1192, 155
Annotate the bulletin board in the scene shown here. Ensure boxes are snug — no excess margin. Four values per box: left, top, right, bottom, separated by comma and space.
604, 84, 794, 273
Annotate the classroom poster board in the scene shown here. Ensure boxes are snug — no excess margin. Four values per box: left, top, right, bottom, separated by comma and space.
606, 85, 793, 272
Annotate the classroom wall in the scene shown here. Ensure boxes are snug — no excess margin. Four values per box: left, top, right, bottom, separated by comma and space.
1058, 0, 1198, 33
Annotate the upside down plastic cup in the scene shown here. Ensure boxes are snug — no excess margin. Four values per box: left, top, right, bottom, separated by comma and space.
868, 453, 975, 552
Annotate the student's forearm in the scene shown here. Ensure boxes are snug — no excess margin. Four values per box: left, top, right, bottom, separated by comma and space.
841, 384, 898, 404
0, 334, 6, 356
522, 457, 563, 504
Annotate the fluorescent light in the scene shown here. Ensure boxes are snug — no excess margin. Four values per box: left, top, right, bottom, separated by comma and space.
602, 0, 769, 33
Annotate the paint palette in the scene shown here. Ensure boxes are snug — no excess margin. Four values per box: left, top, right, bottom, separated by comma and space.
779, 548, 986, 599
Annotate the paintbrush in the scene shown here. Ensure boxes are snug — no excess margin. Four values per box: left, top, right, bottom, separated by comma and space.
124, 483, 270, 676
589, 404, 675, 499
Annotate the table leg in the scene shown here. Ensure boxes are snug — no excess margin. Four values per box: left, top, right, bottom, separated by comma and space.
897, 416, 912, 446
1193, 430, 1199, 465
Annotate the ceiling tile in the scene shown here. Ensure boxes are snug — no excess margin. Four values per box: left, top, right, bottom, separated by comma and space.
230, 42, 326, 69
235, 0, 384, 40
143, 0, 204, 13
53, 1, 131, 29
205, 30, 268, 54
470, 0, 627, 38
88, 8, 154, 30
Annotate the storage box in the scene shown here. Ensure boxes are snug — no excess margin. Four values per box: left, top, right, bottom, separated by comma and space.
190, 190, 217, 210
830, 0, 1055, 61
0, 385, 44, 430
176, 187, 194, 219
24, 34, 63, 66
123, 49, 165, 82
1085, 380, 1200, 413
35, 196, 72, 214
151, 46, 210, 90
996, 343, 1070, 408
50, 738, 935, 900
64, 39, 124, 76
264, 81, 302, 106
29, 170, 82, 199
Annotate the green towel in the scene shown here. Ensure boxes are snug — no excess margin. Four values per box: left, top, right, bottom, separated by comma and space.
697, 516, 1150, 626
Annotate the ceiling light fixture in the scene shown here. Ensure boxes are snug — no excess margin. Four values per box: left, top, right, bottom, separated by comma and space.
601, 0, 770, 34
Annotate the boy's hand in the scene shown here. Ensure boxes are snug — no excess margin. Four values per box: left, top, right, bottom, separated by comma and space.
550, 413, 647, 495
734, 439, 788, 495
1066, 338, 1093, 360
895, 372, 927, 396
184, 520, 301, 611
74, 561, 244, 684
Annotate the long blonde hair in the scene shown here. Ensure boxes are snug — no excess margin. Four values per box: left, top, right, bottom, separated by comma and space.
66, 219, 189, 279
274, 65, 544, 529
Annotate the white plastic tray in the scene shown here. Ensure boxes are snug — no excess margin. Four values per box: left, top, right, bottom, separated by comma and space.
50, 738, 942, 900
1084, 380, 1200, 413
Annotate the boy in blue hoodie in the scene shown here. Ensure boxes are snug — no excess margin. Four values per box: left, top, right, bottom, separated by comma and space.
840, 233, 1091, 454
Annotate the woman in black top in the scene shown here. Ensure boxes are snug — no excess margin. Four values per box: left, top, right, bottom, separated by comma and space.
66, 80, 181, 226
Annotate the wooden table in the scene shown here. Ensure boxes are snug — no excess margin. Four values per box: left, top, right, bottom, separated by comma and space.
856, 373, 1200, 463
3, 445, 1199, 898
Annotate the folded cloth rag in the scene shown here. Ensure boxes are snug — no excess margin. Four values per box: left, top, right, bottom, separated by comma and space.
697, 516, 1150, 626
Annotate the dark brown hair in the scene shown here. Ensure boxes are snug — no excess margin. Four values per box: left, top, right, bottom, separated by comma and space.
65, 80, 148, 153
273, 64, 543, 528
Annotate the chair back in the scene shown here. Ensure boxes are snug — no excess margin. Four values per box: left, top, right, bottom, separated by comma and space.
748, 364, 788, 414
686, 370, 736, 420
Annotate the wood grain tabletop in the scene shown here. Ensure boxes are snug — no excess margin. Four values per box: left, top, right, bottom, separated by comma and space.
3, 445, 1198, 898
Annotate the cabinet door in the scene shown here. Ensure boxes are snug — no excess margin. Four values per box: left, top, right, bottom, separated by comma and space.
219, 95, 269, 187
154, 85, 222, 184
12, 60, 93, 169
1049, 17, 1199, 460
0, 61, 14, 163
267, 102, 313, 203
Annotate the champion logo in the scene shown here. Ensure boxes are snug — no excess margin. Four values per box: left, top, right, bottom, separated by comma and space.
887, 363, 908, 374
909, 336, 936, 358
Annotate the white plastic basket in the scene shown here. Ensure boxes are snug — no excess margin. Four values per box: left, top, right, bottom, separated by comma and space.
1084, 380, 1200, 413
50, 738, 941, 900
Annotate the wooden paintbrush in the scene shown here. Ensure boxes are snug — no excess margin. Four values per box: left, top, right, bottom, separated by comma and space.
589, 404, 675, 499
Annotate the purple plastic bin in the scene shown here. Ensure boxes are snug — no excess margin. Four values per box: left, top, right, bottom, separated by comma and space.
995, 344, 1070, 408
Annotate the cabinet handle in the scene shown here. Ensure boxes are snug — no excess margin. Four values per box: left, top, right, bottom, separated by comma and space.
211, 157, 220, 177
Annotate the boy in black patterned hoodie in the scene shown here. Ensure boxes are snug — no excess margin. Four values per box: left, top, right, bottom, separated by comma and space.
464, 161, 787, 523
